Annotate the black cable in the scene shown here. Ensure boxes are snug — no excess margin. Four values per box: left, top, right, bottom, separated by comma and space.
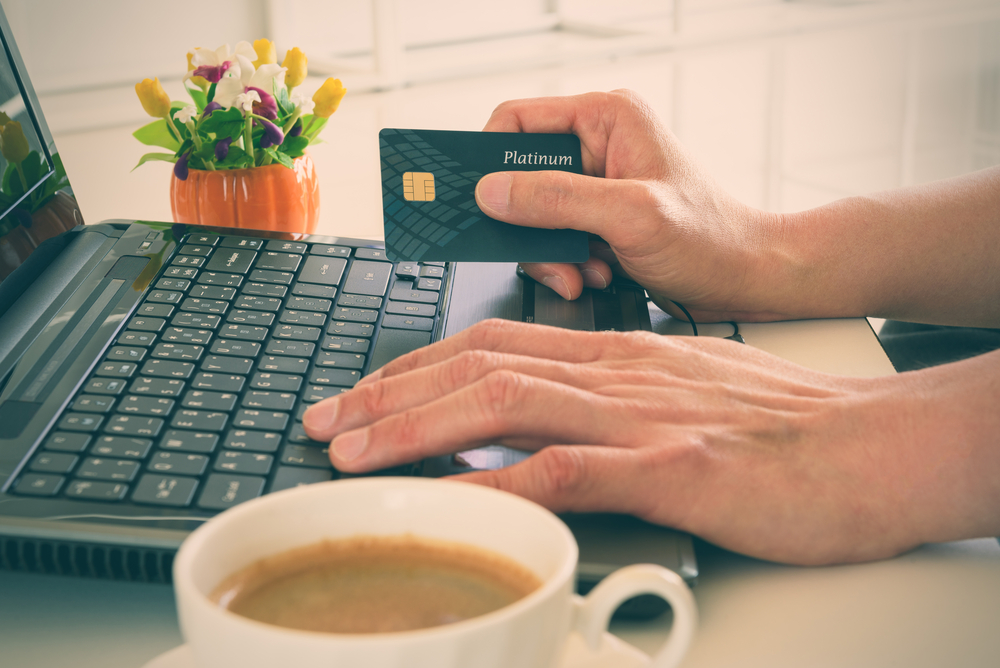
667, 300, 745, 344
726, 321, 745, 344
670, 300, 698, 337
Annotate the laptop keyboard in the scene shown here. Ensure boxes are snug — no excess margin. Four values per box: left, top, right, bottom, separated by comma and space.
12, 233, 449, 511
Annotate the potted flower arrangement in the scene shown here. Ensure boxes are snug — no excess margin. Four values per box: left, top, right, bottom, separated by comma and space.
133, 39, 346, 233
0, 113, 82, 279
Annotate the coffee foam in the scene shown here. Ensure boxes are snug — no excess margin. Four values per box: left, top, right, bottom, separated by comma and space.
210, 534, 543, 634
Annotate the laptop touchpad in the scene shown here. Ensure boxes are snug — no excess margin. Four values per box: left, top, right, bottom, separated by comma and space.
532, 282, 595, 331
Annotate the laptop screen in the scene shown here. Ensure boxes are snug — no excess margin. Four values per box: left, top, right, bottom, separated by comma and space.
0, 5, 80, 282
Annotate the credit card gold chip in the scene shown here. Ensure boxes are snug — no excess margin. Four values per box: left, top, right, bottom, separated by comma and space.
402, 172, 436, 201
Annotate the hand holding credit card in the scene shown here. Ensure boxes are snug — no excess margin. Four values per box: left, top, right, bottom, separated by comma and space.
380, 128, 589, 262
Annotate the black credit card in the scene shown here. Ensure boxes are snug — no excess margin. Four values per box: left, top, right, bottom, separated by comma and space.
380, 128, 589, 262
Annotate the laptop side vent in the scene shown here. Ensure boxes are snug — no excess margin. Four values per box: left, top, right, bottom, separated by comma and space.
0, 536, 174, 583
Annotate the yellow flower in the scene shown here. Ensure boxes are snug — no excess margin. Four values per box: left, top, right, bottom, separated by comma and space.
135, 78, 172, 118
0, 111, 11, 125
186, 50, 208, 88
1, 121, 30, 164
312, 78, 346, 118
282, 47, 308, 89
252, 39, 277, 69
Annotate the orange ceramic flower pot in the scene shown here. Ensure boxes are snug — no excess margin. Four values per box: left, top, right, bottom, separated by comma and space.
170, 153, 320, 234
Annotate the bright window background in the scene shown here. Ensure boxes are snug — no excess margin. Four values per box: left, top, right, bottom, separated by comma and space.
3, 0, 797, 97
1, 0, 996, 235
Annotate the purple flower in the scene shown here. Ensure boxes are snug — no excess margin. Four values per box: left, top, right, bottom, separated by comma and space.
202, 101, 223, 117
174, 152, 189, 180
289, 121, 302, 137
259, 120, 284, 149
192, 61, 231, 84
215, 137, 233, 161
245, 86, 278, 120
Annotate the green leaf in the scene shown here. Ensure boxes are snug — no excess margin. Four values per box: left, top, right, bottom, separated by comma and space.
187, 154, 208, 171
266, 147, 293, 169
275, 80, 294, 117
301, 114, 328, 144
193, 141, 216, 163
279, 135, 309, 158
200, 106, 242, 129
133, 120, 180, 151
200, 107, 244, 144
131, 152, 177, 171
187, 86, 208, 111
207, 82, 217, 103
217, 145, 251, 169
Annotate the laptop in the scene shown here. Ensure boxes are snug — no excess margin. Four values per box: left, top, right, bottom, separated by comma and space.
0, 7, 695, 613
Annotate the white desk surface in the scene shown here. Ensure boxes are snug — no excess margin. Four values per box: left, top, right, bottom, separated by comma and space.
5, 2, 1000, 664
3, 538, 999, 667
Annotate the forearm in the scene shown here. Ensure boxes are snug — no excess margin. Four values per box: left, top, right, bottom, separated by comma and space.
887, 349, 1000, 545
774, 166, 1000, 326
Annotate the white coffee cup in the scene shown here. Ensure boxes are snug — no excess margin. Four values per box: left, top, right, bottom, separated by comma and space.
173, 477, 697, 668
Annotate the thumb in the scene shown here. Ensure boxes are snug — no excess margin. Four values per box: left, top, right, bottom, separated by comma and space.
475, 171, 652, 244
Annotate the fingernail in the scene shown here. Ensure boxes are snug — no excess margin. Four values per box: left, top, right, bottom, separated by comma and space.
476, 173, 512, 215
541, 276, 570, 300
331, 430, 368, 462
303, 399, 339, 432
581, 269, 607, 290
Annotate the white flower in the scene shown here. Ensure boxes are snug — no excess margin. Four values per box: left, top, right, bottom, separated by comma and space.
189, 42, 255, 69
173, 105, 198, 124
290, 91, 315, 115
235, 89, 261, 113
214, 57, 287, 117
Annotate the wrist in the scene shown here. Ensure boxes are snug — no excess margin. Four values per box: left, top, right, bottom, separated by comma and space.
734, 206, 828, 321
883, 352, 1000, 546
765, 203, 883, 319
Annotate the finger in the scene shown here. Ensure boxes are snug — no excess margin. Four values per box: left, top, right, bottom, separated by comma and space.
475, 171, 656, 251
588, 239, 620, 268
451, 445, 663, 520
518, 263, 582, 301
483, 96, 585, 134
481, 94, 609, 176
520, 256, 612, 299
304, 348, 673, 441
326, 372, 644, 472
358, 319, 651, 384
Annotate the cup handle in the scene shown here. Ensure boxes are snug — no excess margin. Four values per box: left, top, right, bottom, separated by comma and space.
572, 564, 697, 668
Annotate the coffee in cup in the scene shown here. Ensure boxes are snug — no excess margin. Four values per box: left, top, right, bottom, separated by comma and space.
211, 534, 543, 633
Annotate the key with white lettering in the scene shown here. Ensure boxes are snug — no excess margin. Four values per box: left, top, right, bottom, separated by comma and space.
342, 260, 391, 296
131, 474, 198, 507
214, 451, 274, 476
205, 248, 256, 274
297, 256, 347, 286
104, 415, 164, 437
65, 480, 129, 502
148, 452, 209, 477
157, 429, 218, 454
196, 474, 265, 510
170, 410, 228, 432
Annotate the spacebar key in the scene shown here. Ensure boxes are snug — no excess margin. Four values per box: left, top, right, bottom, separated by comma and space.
368, 328, 431, 372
